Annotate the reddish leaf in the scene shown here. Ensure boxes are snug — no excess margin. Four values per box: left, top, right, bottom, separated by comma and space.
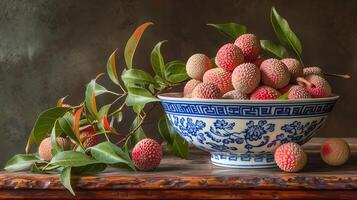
106, 49, 120, 85
57, 96, 68, 107
124, 22, 153, 69
103, 115, 111, 131
73, 107, 83, 135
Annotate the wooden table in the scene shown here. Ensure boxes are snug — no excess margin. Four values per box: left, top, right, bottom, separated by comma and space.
0, 138, 356, 199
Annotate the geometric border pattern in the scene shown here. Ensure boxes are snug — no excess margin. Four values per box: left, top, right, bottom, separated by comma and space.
161, 101, 336, 119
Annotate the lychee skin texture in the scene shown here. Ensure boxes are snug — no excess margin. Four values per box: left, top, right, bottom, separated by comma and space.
79, 126, 99, 148
304, 75, 332, 98
234, 34, 261, 62
223, 90, 249, 100
303, 67, 323, 77
232, 63, 261, 94
131, 139, 162, 171
215, 43, 244, 71
186, 53, 212, 80
250, 86, 280, 100
260, 58, 291, 89
183, 79, 202, 97
203, 68, 233, 94
38, 137, 68, 161
274, 143, 307, 172
281, 58, 303, 81
278, 84, 293, 95
191, 82, 222, 99
321, 138, 350, 166
288, 85, 312, 100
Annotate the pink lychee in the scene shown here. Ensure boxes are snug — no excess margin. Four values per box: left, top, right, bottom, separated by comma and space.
215, 43, 244, 71
131, 139, 162, 171
321, 138, 350, 166
281, 58, 303, 81
288, 85, 312, 100
183, 79, 202, 97
303, 75, 332, 98
38, 137, 69, 161
274, 143, 307, 172
186, 53, 212, 80
191, 82, 222, 99
260, 58, 291, 89
250, 86, 280, 100
232, 63, 261, 94
234, 33, 261, 62
278, 84, 293, 95
222, 90, 249, 100
303, 66, 323, 77
203, 68, 233, 94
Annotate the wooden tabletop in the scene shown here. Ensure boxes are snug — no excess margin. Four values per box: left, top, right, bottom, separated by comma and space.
1, 138, 356, 199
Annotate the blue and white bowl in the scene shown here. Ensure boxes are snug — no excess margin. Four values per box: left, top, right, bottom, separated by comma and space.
158, 93, 339, 168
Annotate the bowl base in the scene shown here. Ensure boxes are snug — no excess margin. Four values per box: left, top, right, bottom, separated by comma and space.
211, 152, 277, 168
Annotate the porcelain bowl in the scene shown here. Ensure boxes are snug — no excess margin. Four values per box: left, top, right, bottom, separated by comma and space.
158, 93, 339, 168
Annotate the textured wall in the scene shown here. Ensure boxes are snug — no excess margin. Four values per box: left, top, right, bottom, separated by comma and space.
0, 0, 356, 165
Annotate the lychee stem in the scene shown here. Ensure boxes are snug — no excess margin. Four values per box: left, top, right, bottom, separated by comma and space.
296, 77, 315, 88
323, 72, 351, 79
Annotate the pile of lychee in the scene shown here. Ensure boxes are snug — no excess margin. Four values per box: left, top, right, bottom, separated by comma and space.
274, 138, 351, 172
184, 33, 348, 100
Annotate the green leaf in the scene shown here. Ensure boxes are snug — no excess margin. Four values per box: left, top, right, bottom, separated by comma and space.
72, 163, 107, 174
150, 40, 167, 78
95, 83, 109, 96
50, 120, 63, 157
128, 116, 146, 147
125, 86, 159, 106
260, 40, 290, 58
121, 69, 157, 86
210, 57, 218, 68
106, 49, 120, 85
278, 92, 289, 100
271, 7, 302, 57
170, 133, 189, 159
31, 163, 61, 174
4, 154, 41, 172
25, 131, 35, 153
50, 151, 100, 167
158, 115, 172, 144
32, 107, 70, 144
85, 75, 102, 119
60, 167, 75, 196
165, 61, 189, 83
58, 117, 83, 148
124, 22, 154, 68
207, 23, 247, 40
90, 142, 135, 170
158, 115, 188, 159
57, 96, 68, 107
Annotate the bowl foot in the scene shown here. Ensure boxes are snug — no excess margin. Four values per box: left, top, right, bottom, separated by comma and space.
211, 152, 277, 168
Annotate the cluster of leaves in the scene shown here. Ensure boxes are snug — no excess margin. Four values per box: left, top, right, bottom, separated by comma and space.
208, 7, 303, 64
4, 22, 189, 195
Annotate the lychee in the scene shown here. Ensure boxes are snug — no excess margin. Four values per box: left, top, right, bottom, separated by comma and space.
186, 53, 212, 80
191, 82, 222, 99
281, 58, 303, 81
38, 137, 69, 161
131, 138, 162, 171
260, 58, 290, 89
222, 90, 249, 100
203, 68, 233, 94
215, 43, 244, 71
321, 138, 350, 166
234, 33, 261, 62
277, 84, 293, 95
302, 75, 332, 98
79, 125, 99, 148
250, 86, 280, 100
288, 85, 311, 100
253, 57, 264, 67
232, 63, 261, 94
183, 79, 202, 97
274, 143, 307, 172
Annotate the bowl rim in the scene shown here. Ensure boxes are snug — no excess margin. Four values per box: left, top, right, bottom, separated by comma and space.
157, 92, 340, 103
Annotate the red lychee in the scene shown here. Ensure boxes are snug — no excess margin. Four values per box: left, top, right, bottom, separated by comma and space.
281, 58, 303, 81
222, 90, 249, 100
234, 33, 261, 62
183, 79, 202, 97
288, 85, 311, 100
203, 68, 233, 94
191, 82, 222, 99
274, 143, 307, 172
215, 43, 244, 71
303, 75, 332, 98
79, 125, 99, 148
131, 139, 162, 171
232, 63, 261, 94
250, 86, 280, 100
260, 58, 291, 89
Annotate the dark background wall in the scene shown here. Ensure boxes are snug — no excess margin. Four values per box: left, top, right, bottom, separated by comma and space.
0, 0, 356, 165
